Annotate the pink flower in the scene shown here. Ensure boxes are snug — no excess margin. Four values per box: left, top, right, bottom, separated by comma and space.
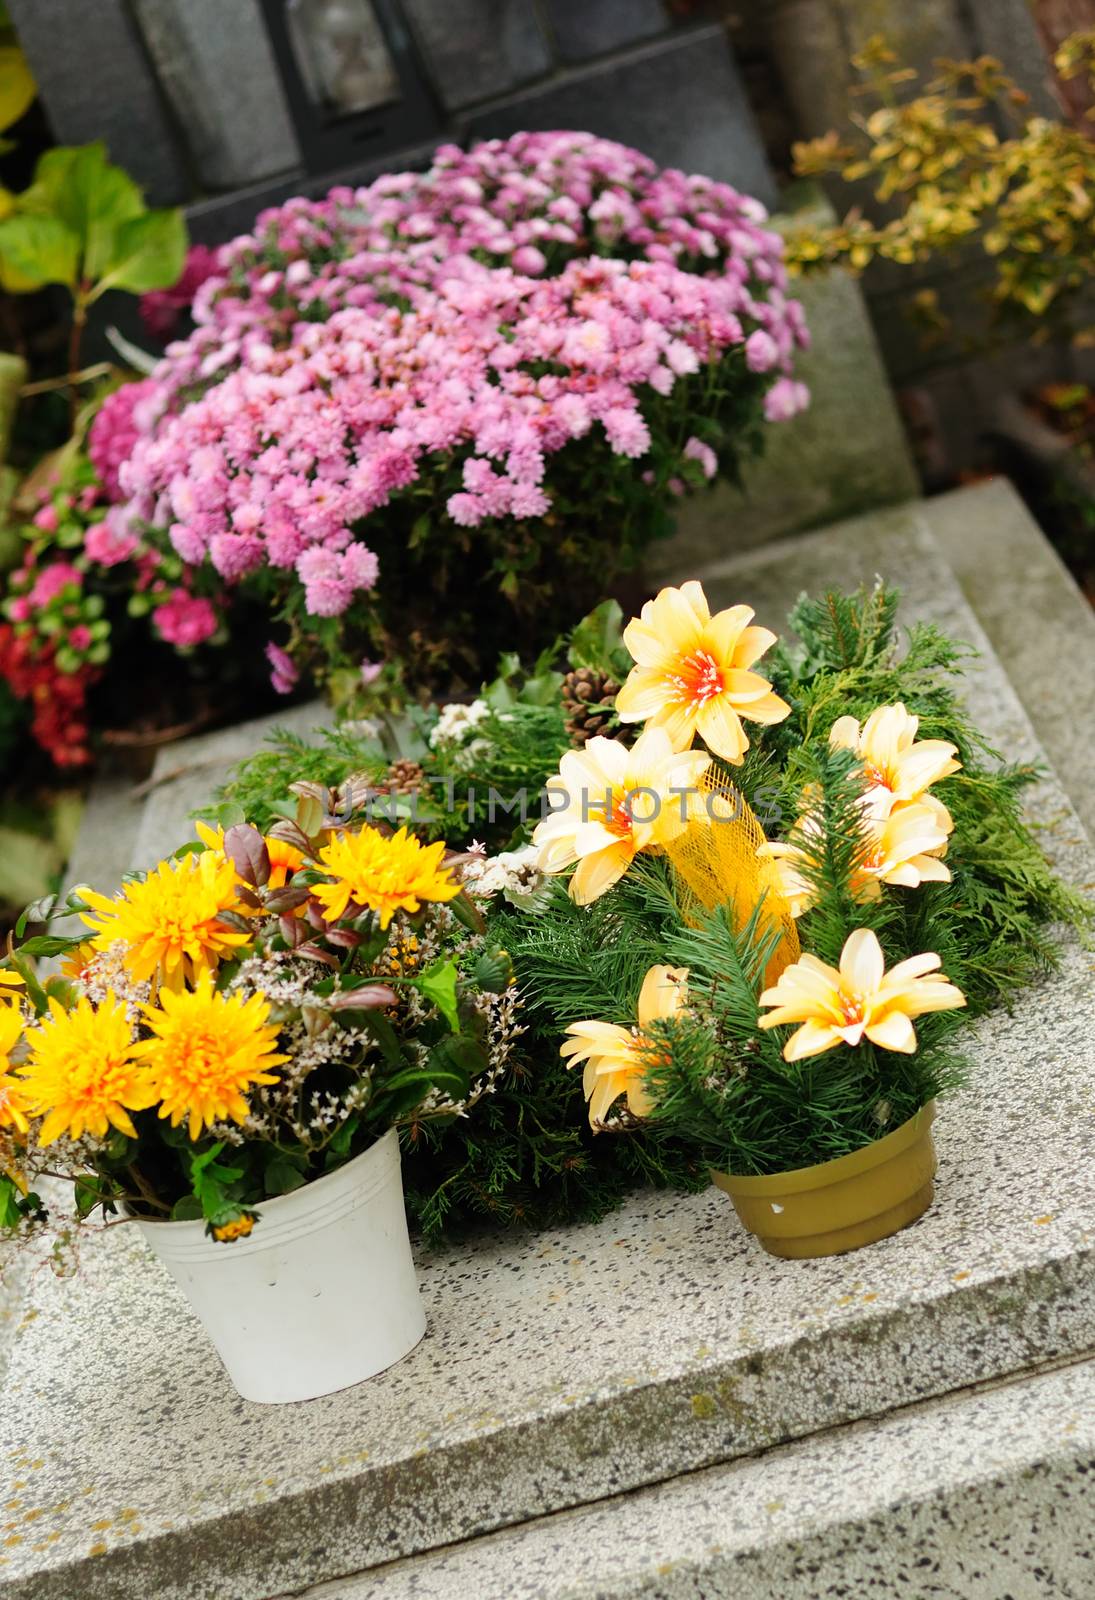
603, 408, 651, 459
84, 512, 139, 567
88, 382, 156, 502
684, 436, 717, 480
209, 533, 264, 581
359, 659, 383, 687
153, 591, 218, 648
33, 504, 59, 534
68, 624, 93, 652
512, 245, 547, 275
340, 542, 379, 590
763, 377, 810, 423
29, 563, 81, 608
265, 641, 299, 695
745, 329, 779, 373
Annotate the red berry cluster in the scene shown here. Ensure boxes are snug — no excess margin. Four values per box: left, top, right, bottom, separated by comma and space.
0, 623, 98, 767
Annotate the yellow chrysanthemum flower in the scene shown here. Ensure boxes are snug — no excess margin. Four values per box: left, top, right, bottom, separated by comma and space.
533, 727, 711, 905
313, 825, 459, 930
758, 928, 965, 1061
615, 581, 791, 764
830, 703, 960, 825
0, 1005, 28, 1136
18, 992, 153, 1145
80, 851, 251, 990
561, 965, 688, 1128
133, 979, 288, 1142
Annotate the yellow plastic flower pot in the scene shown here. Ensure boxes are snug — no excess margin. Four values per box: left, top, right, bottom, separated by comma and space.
711, 1102, 937, 1260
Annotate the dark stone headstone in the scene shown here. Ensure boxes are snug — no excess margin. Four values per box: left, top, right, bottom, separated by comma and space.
6, 0, 189, 205
466, 25, 778, 207
402, 0, 551, 110
131, 0, 301, 190
541, 0, 668, 63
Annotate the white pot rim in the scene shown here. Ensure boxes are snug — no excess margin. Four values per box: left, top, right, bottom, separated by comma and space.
128, 1124, 401, 1260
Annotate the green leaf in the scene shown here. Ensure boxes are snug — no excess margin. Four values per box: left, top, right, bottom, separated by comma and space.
264, 1157, 307, 1196
12, 933, 86, 958
48, 142, 145, 280
0, 45, 35, 136
567, 599, 627, 675
412, 956, 460, 1031
0, 213, 78, 289
94, 207, 187, 296
74, 1173, 110, 1219
170, 1194, 204, 1221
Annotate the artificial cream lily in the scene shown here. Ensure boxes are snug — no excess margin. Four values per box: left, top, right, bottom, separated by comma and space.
757, 928, 965, 1061
615, 581, 790, 764
830, 703, 960, 826
533, 727, 710, 905
561, 965, 689, 1126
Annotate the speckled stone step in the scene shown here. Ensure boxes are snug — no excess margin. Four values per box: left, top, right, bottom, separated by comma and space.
296, 1354, 1095, 1600
1, 499, 1093, 1600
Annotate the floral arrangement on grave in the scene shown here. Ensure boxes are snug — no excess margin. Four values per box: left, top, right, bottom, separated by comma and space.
0, 799, 518, 1250
57, 131, 807, 715
482, 579, 1089, 1256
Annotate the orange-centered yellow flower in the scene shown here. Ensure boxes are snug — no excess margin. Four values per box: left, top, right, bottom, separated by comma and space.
18, 992, 153, 1144
134, 979, 287, 1141
0, 1005, 28, 1135
533, 727, 711, 905
615, 581, 790, 764
313, 824, 459, 930
81, 851, 250, 990
830, 703, 960, 825
561, 965, 688, 1127
761, 797, 952, 919
758, 928, 965, 1061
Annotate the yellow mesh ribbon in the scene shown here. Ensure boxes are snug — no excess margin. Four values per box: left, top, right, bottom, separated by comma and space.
662, 763, 799, 986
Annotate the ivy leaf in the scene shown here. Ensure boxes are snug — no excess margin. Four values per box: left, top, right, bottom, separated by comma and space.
412, 956, 460, 1032
567, 599, 628, 676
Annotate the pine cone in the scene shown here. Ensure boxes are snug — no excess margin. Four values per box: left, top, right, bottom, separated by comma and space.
561, 667, 621, 747
386, 758, 426, 795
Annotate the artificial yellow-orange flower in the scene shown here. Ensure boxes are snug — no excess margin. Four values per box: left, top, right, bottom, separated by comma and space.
757, 928, 965, 1061
212, 1213, 256, 1243
533, 727, 711, 905
0, 970, 23, 1005
18, 991, 154, 1144
561, 965, 688, 1127
313, 824, 460, 930
134, 978, 287, 1142
830, 703, 960, 825
59, 941, 96, 981
615, 581, 790, 764
761, 798, 952, 918
195, 821, 305, 892
81, 851, 251, 990
0, 1005, 28, 1135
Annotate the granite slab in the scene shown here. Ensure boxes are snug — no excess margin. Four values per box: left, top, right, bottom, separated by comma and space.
1, 504, 1093, 1600
925, 477, 1095, 844
314, 1355, 1095, 1599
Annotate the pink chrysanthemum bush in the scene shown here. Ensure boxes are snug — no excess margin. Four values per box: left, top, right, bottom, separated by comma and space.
117, 133, 809, 693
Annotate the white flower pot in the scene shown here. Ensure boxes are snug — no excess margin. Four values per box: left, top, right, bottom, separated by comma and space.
132, 1127, 426, 1403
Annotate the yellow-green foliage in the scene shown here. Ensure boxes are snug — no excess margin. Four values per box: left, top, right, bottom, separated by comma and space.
787, 32, 1095, 339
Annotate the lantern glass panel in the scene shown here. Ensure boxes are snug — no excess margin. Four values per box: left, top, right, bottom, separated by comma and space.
285, 0, 401, 117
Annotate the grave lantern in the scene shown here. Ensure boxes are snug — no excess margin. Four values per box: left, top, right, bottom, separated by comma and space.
258, 0, 440, 175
